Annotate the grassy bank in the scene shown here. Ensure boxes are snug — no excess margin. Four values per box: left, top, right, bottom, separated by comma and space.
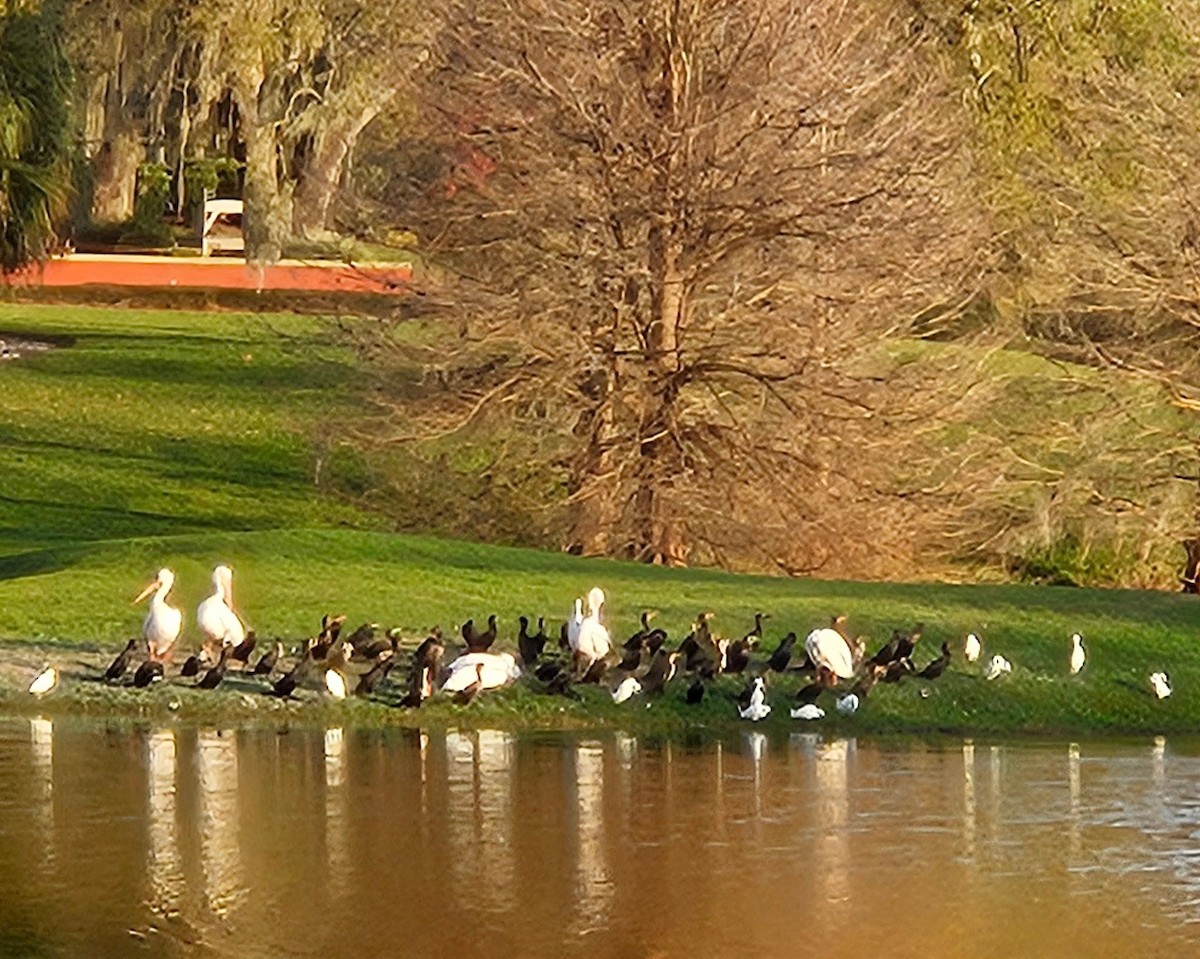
0, 526, 1197, 736
0, 301, 1197, 737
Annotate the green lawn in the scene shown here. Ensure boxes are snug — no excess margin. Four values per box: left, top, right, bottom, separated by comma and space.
0, 301, 1197, 735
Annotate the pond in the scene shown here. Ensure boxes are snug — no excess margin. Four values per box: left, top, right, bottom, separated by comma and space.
0, 718, 1195, 957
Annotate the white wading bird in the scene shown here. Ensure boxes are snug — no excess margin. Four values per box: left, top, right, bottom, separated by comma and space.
196, 565, 245, 651
804, 617, 856, 681
1150, 671, 1172, 700
739, 676, 772, 722
984, 654, 1012, 681
441, 651, 521, 695
134, 568, 183, 661
28, 665, 57, 696
964, 632, 981, 663
611, 674, 641, 704
790, 703, 825, 721
574, 586, 612, 668
1070, 633, 1086, 675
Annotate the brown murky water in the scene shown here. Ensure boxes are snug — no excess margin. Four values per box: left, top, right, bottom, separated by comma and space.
0, 720, 1196, 958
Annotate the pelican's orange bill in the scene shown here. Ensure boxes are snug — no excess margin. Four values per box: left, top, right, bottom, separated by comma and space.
133, 580, 159, 604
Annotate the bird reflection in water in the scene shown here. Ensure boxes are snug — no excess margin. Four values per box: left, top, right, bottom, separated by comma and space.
29, 717, 54, 872
445, 729, 515, 912
962, 741, 976, 861
197, 730, 243, 916
146, 728, 181, 911
743, 732, 767, 820
569, 741, 611, 936
1068, 743, 1081, 863
325, 727, 348, 893
814, 738, 853, 918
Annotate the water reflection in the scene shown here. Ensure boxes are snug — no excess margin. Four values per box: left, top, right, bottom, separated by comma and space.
814, 738, 852, 916
28, 717, 53, 870
146, 728, 180, 911
568, 741, 610, 935
445, 729, 515, 913
0, 724, 1197, 958
197, 730, 242, 916
963, 741, 976, 860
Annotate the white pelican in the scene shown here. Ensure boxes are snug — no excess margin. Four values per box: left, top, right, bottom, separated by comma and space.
1150, 671, 1172, 700
28, 666, 57, 696
1069, 634, 1085, 675
575, 611, 612, 667
441, 651, 521, 694
134, 568, 183, 661
738, 676, 772, 721
196, 565, 245, 650
791, 702, 825, 720
325, 669, 348, 700
611, 674, 641, 704
964, 632, 981, 663
984, 654, 1012, 681
804, 625, 855, 680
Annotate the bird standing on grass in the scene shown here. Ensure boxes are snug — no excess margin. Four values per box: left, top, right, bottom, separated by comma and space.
964, 633, 981, 663
804, 617, 856, 681
738, 676, 772, 722
1070, 634, 1086, 675
104, 638, 139, 682
135, 568, 182, 662
196, 565, 245, 654
1150, 672, 1172, 700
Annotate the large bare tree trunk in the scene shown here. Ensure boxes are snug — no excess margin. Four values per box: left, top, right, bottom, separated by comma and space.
233, 70, 287, 263
91, 129, 141, 222
292, 107, 379, 239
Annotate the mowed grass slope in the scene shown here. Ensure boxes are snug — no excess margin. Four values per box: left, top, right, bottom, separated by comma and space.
0, 302, 379, 557
0, 302, 1198, 734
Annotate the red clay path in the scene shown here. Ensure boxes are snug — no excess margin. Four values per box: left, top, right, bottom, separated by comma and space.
6, 254, 412, 295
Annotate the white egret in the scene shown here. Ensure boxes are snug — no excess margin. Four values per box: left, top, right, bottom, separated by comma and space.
134, 568, 183, 661
611, 675, 641, 704
738, 676, 772, 721
196, 565, 245, 650
1150, 672, 1172, 700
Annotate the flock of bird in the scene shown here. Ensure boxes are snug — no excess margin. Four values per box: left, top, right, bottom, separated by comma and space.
23, 564, 1178, 716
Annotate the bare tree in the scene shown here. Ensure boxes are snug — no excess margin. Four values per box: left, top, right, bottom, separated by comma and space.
371, 0, 983, 575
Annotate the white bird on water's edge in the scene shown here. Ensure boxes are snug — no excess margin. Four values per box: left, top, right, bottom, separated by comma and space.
964, 632, 982, 663
28, 666, 57, 696
324, 669, 347, 700
984, 654, 1012, 681
441, 651, 521, 694
196, 565, 245, 649
134, 568, 182, 661
574, 586, 612, 666
1150, 672, 1172, 700
1070, 633, 1086, 675
739, 677, 772, 722
791, 703, 825, 721
566, 598, 584, 651
611, 674, 641, 704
